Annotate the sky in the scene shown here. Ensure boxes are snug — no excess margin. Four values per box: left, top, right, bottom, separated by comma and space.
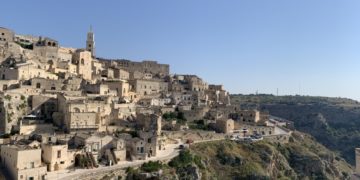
1, 1, 360, 100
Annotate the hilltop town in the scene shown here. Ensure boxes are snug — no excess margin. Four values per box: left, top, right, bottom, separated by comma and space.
0, 27, 294, 180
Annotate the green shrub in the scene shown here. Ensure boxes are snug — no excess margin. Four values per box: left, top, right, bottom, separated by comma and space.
163, 112, 177, 120
141, 161, 163, 172
4, 95, 11, 101
169, 150, 196, 168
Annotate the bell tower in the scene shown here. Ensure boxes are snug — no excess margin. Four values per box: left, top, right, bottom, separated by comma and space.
86, 26, 95, 57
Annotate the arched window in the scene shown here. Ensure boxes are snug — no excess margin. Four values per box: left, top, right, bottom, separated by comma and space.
47, 42, 51, 46
81, 58, 84, 65
73, 107, 81, 113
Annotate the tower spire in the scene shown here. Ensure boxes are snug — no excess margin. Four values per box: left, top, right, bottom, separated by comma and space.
86, 26, 95, 57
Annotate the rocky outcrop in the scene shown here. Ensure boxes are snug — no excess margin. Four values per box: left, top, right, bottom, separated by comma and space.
188, 132, 352, 180
176, 165, 202, 180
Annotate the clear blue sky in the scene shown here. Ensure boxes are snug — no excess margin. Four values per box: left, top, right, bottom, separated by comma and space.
2, 1, 360, 99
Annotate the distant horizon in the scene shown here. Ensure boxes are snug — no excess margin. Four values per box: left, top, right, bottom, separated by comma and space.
2, 0, 360, 100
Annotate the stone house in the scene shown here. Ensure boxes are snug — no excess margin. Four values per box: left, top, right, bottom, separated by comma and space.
136, 114, 162, 136
127, 137, 147, 160
215, 119, 234, 134
73, 133, 124, 164
0, 27, 15, 43
72, 49, 93, 81
0, 144, 47, 180
129, 79, 168, 96
41, 141, 75, 172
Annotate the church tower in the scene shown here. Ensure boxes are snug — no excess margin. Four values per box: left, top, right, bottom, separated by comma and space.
86, 26, 95, 57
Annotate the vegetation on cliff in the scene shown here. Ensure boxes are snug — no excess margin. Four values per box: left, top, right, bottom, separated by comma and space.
189, 132, 352, 180
231, 94, 360, 165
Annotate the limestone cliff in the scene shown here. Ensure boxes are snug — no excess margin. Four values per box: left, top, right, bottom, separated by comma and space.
184, 132, 352, 180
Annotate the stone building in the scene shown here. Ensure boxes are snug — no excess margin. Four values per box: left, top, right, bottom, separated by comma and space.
0, 144, 47, 180
167, 75, 208, 92
114, 68, 130, 80
0, 62, 58, 81
238, 124, 275, 136
72, 49, 93, 81
127, 137, 147, 160
206, 84, 231, 105
104, 138, 126, 165
136, 114, 162, 136
184, 75, 208, 92
129, 79, 168, 96
73, 133, 125, 164
0, 27, 14, 43
215, 119, 234, 134
229, 110, 268, 125
56, 94, 112, 132
112, 60, 169, 77
42, 141, 75, 172
86, 27, 95, 57
102, 80, 130, 98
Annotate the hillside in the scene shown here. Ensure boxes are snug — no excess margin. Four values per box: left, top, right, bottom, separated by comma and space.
231, 94, 360, 165
98, 131, 352, 180
191, 132, 352, 180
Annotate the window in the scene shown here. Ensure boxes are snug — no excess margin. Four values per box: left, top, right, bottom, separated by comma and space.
57, 150, 61, 158
148, 138, 152, 143
36, 83, 41, 89
81, 58, 85, 65
60, 161, 65, 164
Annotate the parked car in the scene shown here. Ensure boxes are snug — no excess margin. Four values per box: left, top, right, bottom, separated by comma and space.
250, 134, 263, 142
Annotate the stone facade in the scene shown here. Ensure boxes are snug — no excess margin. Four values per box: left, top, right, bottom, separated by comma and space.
130, 79, 168, 96
215, 119, 234, 134
42, 142, 74, 172
0, 27, 14, 43
73, 49, 93, 81
1, 144, 47, 180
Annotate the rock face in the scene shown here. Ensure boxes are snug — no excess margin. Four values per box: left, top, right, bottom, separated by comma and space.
231, 94, 360, 165
176, 165, 202, 180
188, 132, 352, 180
